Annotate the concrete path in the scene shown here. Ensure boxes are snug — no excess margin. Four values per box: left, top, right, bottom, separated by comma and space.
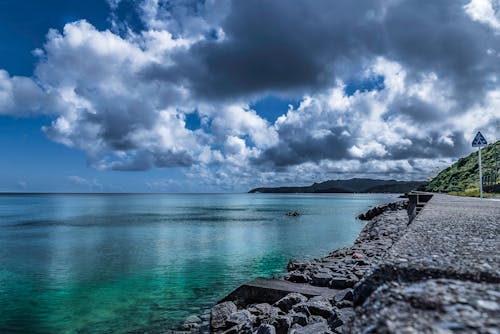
353, 194, 500, 333
390, 194, 499, 280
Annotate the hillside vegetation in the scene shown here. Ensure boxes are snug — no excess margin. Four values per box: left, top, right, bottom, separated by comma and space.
423, 140, 499, 193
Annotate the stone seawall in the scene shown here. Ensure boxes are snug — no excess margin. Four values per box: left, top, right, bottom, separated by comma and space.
177, 194, 499, 333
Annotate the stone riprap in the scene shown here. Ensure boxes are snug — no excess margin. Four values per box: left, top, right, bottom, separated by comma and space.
178, 194, 499, 333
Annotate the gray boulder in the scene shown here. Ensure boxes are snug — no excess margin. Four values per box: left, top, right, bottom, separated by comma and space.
330, 275, 357, 289
336, 307, 355, 327
288, 271, 310, 283
274, 293, 308, 312
211, 301, 237, 330
271, 315, 292, 334
254, 324, 276, 334
287, 260, 310, 271
305, 296, 337, 319
333, 289, 353, 304
291, 322, 333, 334
292, 303, 311, 317
226, 309, 254, 330
307, 315, 327, 324
289, 311, 308, 326
311, 272, 332, 287
248, 303, 280, 324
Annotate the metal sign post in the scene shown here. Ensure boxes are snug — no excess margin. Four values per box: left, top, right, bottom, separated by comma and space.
472, 131, 488, 199
478, 148, 483, 199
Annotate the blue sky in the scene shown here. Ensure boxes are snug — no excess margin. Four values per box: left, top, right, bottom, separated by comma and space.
0, 0, 498, 192
0, 0, 297, 192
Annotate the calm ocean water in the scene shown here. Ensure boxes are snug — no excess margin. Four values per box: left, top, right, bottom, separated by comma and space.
0, 193, 396, 333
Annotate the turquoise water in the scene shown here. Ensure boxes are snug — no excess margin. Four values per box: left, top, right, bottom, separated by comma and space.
0, 193, 396, 333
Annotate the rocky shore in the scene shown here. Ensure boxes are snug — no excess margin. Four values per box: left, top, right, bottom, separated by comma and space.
175, 200, 410, 333
177, 195, 500, 333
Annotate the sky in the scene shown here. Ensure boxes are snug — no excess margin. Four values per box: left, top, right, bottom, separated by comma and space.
0, 0, 499, 192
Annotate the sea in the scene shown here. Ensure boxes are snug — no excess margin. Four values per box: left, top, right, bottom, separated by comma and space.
0, 193, 397, 333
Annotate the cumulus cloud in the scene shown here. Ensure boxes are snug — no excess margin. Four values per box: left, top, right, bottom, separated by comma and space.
0, 70, 55, 116
256, 57, 496, 170
0, 0, 499, 188
464, 0, 500, 30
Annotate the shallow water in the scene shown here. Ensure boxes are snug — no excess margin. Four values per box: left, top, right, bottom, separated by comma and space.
0, 193, 396, 333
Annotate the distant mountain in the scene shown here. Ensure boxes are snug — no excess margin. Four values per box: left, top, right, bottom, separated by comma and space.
249, 178, 424, 194
423, 140, 499, 193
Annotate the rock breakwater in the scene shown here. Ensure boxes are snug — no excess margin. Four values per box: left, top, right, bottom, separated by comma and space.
177, 194, 500, 333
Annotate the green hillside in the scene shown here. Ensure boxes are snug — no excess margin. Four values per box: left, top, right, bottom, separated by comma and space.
423, 140, 499, 193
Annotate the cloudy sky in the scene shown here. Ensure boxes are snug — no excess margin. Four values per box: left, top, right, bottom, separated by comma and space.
0, 0, 499, 192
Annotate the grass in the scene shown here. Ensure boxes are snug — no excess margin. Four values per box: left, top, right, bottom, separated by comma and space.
448, 187, 500, 198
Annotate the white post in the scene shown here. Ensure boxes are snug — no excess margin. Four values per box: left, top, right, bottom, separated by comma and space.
479, 147, 483, 199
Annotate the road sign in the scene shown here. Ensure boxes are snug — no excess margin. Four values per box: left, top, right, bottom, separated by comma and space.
472, 131, 488, 199
472, 131, 488, 147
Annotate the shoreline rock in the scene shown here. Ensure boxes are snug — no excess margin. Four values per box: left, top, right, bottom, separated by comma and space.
200, 200, 411, 334
356, 200, 407, 221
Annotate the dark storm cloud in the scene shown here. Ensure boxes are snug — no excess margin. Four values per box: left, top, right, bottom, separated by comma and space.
254, 131, 352, 167
149, 0, 383, 99
108, 149, 194, 171
148, 0, 499, 105
384, 97, 444, 124
383, 1, 499, 108
389, 131, 470, 160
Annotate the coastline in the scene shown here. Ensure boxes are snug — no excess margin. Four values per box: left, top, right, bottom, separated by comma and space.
175, 200, 411, 333
176, 194, 500, 333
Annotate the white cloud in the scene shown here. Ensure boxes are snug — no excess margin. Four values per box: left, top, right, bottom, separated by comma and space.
29, 20, 203, 169
464, 0, 500, 31
138, 0, 230, 38
0, 19, 279, 174
208, 104, 278, 149
0, 70, 52, 116
67, 175, 102, 189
